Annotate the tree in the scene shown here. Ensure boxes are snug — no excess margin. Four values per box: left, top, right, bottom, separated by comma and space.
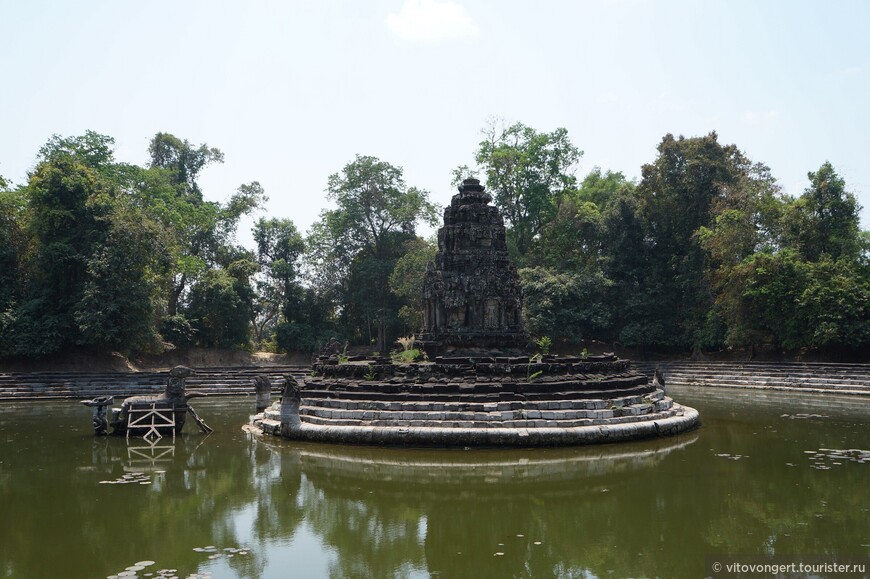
309, 155, 437, 352
74, 204, 172, 352
781, 162, 861, 262
712, 250, 808, 350
530, 168, 636, 271
38, 131, 116, 172
148, 132, 224, 197
254, 218, 305, 315
0, 131, 265, 359
143, 133, 264, 316
253, 217, 306, 346
388, 237, 437, 332
187, 252, 257, 349
0, 178, 28, 354
0, 178, 27, 300
473, 119, 582, 258
324, 155, 437, 257
630, 132, 759, 350
519, 267, 612, 343
11, 148, 115, 355
580, 179, 668, 351
798, 257, 870, 349
342, 238, 407, 350
702, 162, 869, 353
516, 169, 636, 346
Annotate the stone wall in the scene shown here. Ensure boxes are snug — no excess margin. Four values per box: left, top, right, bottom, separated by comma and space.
0, 366, 308, 401
634, 361, 870, 396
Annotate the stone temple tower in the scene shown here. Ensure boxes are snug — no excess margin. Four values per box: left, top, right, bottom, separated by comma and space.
418, 178, 528, 354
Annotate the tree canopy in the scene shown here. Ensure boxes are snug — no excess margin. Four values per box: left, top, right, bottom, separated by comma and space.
306, 155, 438, 352
0, 131, 262, 358
1, 126, 866, 361
472, 119, 582, 259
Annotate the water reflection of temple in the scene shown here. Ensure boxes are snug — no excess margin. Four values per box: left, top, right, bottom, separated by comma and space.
255, 435, 701, 579
290, 434, 698, 495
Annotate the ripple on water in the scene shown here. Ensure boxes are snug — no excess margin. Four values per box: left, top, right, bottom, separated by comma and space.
99, 472, 151, 485
781, 413, 828, 420
805, 448, 870, 469
715, 453, 749, 461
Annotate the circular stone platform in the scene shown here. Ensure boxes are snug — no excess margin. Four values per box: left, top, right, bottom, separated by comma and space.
248, 353, 700, 447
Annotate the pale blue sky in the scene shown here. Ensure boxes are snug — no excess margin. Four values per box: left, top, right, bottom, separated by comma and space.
2, 0, 868, 244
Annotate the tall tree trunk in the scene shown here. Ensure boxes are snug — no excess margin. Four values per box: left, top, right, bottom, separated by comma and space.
168, 274, 187, 316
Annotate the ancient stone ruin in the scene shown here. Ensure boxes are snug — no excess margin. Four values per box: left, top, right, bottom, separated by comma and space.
82, 365, 212, 438
249, 179, 699, 446
418, 178, 527, 354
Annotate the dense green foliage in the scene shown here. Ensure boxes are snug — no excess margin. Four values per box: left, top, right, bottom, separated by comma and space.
305, 155, 438, 353
463, 125, 868, 357
1, 126, 867, 359
475, 120, 582, 257
389, 237, 438, 331
0, 132, 263, 357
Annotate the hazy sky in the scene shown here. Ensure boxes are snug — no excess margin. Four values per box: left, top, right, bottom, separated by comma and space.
2, 0, 869, 245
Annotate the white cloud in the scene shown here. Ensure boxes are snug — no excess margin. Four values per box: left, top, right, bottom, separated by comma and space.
385, 0, 479, 42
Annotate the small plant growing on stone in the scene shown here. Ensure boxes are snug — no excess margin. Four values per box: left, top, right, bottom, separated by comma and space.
390, 335, 424, 364
396, 335, 416, 352
391, 348, 425, 364
364, 365, 376, 381
580, 348, 589, 359
527, 352, 543, 382
338, 344, 349, 365
534, 336, 552, 356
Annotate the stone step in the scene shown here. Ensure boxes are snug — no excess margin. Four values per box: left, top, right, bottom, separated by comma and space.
298, 403, 670, 423
654, 366, 868, 376
633, 362, 870, 395
0, 366, 306, 400
299, 383, 654, 403
636, 362, 868, 370
661, 373, 867, 385
299, 390, 666, 414
662, 376, 867, 387
664, 367, 870, 374
305, 375, 648, 395
261, 392, 674, 425
293, 407, 680, 429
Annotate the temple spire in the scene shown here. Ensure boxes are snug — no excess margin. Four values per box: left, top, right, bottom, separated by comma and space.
418, 178, 527, 354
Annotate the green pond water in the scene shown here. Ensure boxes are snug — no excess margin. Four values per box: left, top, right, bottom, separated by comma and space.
1, 385, 869, 579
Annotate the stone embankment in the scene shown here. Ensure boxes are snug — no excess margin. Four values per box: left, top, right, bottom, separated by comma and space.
4, 361, 867, 403
634, 361, 870, 396
250, 355, 700, 447
0, 366, 309, 401
254, 381, 697, 446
